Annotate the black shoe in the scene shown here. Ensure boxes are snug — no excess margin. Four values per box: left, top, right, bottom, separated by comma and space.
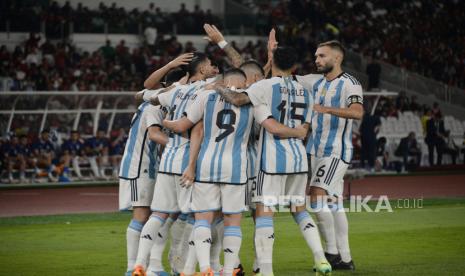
324, 252, 341, 267
234, 264, 245, 276
333, 259, 356, 270
252, 267, 260, 275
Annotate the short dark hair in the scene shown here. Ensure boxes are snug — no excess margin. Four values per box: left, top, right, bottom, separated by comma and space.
318, 40, 345, 57
223, 68, 247, 80
71, 130, 79, 135
41, 129, 50, 134
273, 47, 297, 71
185, 52, 209, 76
240, 60, 265, 77
164, 68, 186, 86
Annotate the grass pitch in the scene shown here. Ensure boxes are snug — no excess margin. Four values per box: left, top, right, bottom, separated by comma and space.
1, 198, 465, 276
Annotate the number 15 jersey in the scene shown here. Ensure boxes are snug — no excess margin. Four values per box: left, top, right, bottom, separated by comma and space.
186, 90, 269, 184
245, 76, 312, 174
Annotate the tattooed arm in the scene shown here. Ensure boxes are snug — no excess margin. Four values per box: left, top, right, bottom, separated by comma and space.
215, 85, 251, 106
203, 24, 244, 68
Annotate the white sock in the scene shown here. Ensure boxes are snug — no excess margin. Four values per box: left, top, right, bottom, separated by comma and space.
147, 216, 174, 272
312, 202, 338, 255
293, 211, 325, 261
182, 226, 198, 275
169, 214, 187, 272
72, 157, 82, 178
88, 157, 100, 177
194, 219, 212, 273
210, 217, 224, 271
331, 203, 352, 262
134, 214, 166, 268
255, 216, 274, 275
223, 226, 242, 276
126, 219, 144, 272
177, 215, 194, 272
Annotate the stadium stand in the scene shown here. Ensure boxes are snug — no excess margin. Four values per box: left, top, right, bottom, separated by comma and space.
1, 0, 465, 184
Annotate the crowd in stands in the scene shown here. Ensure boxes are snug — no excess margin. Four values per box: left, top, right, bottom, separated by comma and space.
0, 128, 127, 183
243, 0, 465, 89
0, 1, 221, 36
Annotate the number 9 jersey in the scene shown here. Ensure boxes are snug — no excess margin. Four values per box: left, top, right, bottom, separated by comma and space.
185, 90, 269, 184
245, 76, 312, 174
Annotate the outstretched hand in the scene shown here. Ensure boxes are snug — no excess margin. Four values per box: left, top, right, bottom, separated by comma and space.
203, 24, 225, 44
267, 28, 278, 60
168, 53, 194, 69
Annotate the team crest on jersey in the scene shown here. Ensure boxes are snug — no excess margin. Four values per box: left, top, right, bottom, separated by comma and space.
314, 178, 320, 183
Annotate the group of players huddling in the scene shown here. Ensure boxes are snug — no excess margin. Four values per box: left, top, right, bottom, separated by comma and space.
119, 24, 363, 276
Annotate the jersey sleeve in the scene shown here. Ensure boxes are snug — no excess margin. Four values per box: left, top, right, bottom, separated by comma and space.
245, 81, 268, 106
296, 74, 322, 92
253, 104, 273, 125
144, 105, 164, 128
185, 91, 209, 124
157, 86, 179, 107
345, 82, 363, 107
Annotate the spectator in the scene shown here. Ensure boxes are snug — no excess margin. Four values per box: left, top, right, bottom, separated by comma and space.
461, 132, 465, 164
421, 108, 432, 135
109, 128, 127, 178
60, 130, 86, 181
442, 131, 459, 165
375, 137, 389, 171
396, 91, 409, 112
366, 55, 381, 91
360, 104, 381, 171
99, 40, 116, 61
409, 95, 420, 113
85, 129, 110, 179
395, 132, 422, 171
431, 102, 442, 119
32, 129, 56, 181
425, 113, 446, 166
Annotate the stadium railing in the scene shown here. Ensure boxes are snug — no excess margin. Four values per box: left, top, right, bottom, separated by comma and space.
0, 91, 137, 136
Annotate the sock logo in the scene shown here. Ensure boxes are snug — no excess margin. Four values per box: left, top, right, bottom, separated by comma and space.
203, 238, 213, 244
189, 240, 195, 246
224, 248, 233, 253
142, 234, 152, 240
268, 233, 275, 239
158, 233, 163, 238
303, 223, 315, 230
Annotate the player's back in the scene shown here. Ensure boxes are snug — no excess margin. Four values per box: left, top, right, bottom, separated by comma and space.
119, 102, 164, 180
196, 91, 254, 184
157, 80, 207, 174
248, 76, 311, 174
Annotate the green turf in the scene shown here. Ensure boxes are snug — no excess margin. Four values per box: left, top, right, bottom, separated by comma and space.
1, 198, 465, 276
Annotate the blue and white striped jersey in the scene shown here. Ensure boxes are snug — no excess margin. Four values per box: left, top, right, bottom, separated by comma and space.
296, 73, 363, 163
119, 103, 164, 180
186, 90, 265, 184
157, 80, 208, 175
246, 76, 312, 174
247, 121, 260, 180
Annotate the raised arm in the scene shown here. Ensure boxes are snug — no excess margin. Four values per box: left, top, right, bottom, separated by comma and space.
263, 28, 278, 77
203, 24, 244, 68
261, 119, 308, 139
313, 103, 364, 120
162, 117, 195, 134
180, 121, 204, 186
148, 125, 169, 146
143, 53, 193, 89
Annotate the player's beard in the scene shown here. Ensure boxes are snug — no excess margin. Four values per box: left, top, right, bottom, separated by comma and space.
316, 64, 333, 74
